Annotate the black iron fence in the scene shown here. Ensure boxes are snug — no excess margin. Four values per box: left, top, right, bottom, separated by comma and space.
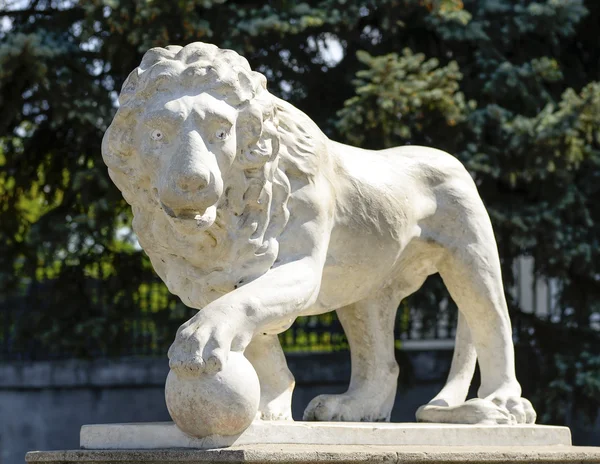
0, 278, 192, 361
0, 276, 460, 361
4, 256, 592, 361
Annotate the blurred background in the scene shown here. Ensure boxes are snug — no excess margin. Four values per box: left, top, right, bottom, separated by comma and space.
0, 0, 599, 462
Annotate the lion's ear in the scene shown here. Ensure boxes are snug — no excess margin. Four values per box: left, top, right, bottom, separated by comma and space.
237, 103, 263, 146
119, 69, 141, 106
102, 108, 136, 175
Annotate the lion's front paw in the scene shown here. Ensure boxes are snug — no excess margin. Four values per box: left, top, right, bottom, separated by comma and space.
257, 390, 293, 421
303, 393, 392, 422
168, 310, 253, 377
258, 409, 293, 421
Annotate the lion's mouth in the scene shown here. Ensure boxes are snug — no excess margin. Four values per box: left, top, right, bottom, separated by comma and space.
162, 203, 217, 231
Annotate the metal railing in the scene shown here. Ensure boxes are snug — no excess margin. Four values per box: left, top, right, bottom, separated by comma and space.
3, 256, 592, 360
0, 278, 460, 360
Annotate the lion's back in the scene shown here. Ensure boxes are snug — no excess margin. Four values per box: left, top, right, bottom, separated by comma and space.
378, 145, 473, 189
332, 142, 475, 203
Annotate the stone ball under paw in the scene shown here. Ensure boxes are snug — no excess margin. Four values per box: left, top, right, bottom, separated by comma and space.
165, 352, 260, 438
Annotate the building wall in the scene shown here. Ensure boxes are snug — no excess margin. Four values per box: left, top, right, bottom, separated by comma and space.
0, 352, 597, 464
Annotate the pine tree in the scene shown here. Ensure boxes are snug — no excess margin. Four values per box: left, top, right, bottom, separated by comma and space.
0, 0, 598, 429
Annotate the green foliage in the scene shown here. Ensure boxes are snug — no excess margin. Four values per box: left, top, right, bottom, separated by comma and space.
515, 314, 600, 427
337, 48, 471, 147
0, 0, 599, 432
539, 351, 600, 426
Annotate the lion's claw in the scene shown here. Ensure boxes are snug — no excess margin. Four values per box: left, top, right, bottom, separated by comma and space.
258, 410, 293, 421
203, 348, 227, 374
168, 310, 250, 377
168, 354, 206, 378
487, 395, 537, 424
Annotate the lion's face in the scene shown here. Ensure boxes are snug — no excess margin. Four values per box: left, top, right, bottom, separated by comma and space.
102, 43, 299, 306
134, 90, 239, 233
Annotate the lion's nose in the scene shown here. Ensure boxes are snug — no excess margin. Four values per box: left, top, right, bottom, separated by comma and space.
159, 130, 223, 215
159, 164, 222, 216
175, 168, 210, 193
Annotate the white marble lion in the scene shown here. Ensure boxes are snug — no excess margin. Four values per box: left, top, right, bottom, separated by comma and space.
102, 42, 536, 425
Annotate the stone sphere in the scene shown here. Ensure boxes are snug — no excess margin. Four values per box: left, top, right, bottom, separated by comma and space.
165, 352, 260, 438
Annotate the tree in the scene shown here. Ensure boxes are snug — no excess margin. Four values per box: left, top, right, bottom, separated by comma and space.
0, 0, 598, 430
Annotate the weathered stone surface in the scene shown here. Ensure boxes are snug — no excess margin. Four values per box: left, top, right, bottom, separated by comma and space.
26, 444, 600, 464
102, 41, 536, 435
80, 422, 571, 450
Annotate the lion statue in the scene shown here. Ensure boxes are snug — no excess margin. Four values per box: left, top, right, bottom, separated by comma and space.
102, 42, 536, 425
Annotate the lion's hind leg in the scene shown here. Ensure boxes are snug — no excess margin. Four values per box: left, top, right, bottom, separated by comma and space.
244, 334, 294, 420
416, 312, 535, 424
423, 202, 536, 424
416, 312, 517, 424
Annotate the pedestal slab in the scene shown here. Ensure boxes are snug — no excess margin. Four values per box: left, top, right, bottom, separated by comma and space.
27, 444, 600, 464
80, 421, 571, 450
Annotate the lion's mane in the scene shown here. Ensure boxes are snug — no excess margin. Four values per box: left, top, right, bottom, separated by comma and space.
102, 42, 324, 308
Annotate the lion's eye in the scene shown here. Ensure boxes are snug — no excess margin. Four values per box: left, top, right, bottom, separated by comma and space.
151, 129, 164, 141
215, 129, 230, 141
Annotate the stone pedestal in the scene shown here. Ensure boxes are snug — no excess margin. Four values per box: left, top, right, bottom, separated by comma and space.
26, 444, 600, 464
25, 421, 600, 464
79, 421, 571, 449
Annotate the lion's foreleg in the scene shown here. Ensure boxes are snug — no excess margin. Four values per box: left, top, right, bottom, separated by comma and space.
168, 256, 327, 377
244, 334, 294, 420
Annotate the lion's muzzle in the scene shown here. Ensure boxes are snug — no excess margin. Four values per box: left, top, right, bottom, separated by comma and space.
157, 130, 224, 229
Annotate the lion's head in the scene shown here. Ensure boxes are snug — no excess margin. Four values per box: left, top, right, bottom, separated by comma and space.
102, 42, 322, 308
